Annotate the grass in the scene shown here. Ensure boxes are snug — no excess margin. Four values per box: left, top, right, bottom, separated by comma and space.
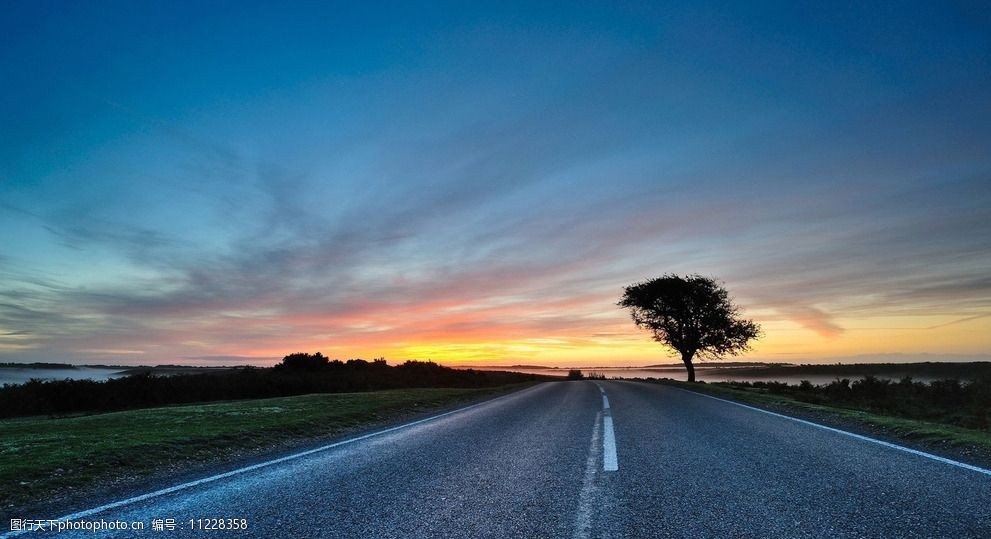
0, 385, 525, 511
655, 379, 991, 451
0, 360, 547, 418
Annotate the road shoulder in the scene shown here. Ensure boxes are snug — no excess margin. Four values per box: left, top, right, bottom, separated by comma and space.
1, 383, 541, 524
636, 379, 991, 471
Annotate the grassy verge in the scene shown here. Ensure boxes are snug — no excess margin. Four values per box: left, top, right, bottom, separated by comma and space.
0, 385, 528, 512
653, 379, 991, 454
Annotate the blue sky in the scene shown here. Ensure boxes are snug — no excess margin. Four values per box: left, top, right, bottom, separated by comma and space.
1, 1, 990, 365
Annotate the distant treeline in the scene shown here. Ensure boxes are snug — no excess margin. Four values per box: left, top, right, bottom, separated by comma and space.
717, 376, 991, 431
724, 362, 991, 379
0, 362, 81, 370
0, 354, 546, 418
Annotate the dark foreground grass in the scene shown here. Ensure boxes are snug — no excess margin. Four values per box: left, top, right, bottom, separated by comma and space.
653, 379, 991, 455
0, 385, 527, 512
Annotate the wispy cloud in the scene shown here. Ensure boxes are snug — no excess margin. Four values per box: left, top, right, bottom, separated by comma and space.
1, 1, 989, 364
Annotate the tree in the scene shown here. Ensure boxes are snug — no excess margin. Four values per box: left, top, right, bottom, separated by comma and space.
277, 352, 330, 370
618, 274, 760, 382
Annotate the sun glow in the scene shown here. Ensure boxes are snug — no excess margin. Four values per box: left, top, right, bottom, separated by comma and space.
215, 310, 991, 368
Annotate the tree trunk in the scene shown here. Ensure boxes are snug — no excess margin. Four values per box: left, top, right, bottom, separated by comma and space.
681, 352, 696, 383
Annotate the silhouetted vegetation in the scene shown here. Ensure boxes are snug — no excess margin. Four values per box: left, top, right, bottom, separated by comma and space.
713, 376, 991, 431
0, 362, 80, 370
619, 274, 760, 382
565, 369, 606, 380
0, 354, 546, 418
722, 361, 991, 380
277, 351, 333, 370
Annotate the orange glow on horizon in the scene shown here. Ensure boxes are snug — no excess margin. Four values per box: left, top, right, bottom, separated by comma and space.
228, 310, 991, 367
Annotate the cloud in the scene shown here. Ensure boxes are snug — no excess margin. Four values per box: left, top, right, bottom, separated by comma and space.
2, 2, 990, 364
773, 305, 844, 338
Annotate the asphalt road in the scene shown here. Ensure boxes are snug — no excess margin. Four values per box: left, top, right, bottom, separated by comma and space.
6, 381, 991, 538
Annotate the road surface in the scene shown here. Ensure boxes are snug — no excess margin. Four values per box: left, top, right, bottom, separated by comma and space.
5, 381, 991, 538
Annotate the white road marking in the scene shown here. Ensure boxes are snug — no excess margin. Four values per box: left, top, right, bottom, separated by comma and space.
671, 385, 991, 477
574, 383, 621, 538
0, 385, 543, 538
602, 416, 619, 472
572, 412, 603, 539
594, 382, 618, 472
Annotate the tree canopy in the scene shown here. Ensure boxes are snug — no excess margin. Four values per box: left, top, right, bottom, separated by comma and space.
277, 352, 331, 370
619, 274, 760, 382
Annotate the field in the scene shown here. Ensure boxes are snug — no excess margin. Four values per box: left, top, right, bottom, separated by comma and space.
0, 386, 523, 512
0, 359, 545, 418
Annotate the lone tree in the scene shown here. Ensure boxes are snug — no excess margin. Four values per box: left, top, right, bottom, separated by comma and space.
619, 274, 760, 382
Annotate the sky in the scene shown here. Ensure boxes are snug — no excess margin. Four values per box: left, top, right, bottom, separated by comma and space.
1, 1, 990, 367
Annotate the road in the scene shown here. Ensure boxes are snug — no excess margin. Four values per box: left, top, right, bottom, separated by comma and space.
5, 381, 991, 538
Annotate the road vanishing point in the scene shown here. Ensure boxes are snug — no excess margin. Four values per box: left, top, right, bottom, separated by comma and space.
4, 381, 991, 538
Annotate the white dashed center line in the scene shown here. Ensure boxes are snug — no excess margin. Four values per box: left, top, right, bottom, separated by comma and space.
602, 416, 618, 471
574, 382, 620, 539
594, 383, 618, 472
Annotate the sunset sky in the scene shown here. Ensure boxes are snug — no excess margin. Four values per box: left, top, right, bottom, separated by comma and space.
1, 1, 989, 367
